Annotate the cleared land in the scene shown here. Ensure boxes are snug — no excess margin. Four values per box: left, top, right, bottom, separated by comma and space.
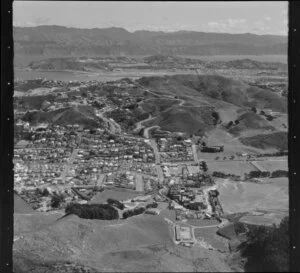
194, 227, 228, 252
216, 179, 288, 214
207, 161, 256, 177
253, 159, 288, 172
89, 188, 143, 204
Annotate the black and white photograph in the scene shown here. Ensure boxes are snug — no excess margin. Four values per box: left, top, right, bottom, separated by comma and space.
10, 1, 291, 272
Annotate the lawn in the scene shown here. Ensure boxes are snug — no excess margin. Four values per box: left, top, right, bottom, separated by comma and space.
253, 160, 288, 172
194, 227, 228, 252
207, 161, 256, 177
90, 188, 142, 204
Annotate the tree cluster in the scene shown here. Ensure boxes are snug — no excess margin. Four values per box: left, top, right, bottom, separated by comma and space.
212, 171, 241, 180
122, 207, 145, 219
65, 203, 119, 220
245, 169, 288, 179
107, 198, 125, 210
145, 202, 158, 209
241, 217, 289, 272
51, 193, 65, 208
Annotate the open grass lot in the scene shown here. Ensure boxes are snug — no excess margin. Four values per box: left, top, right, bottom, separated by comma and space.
216, 179, 288, 214
194, 227, 228, 252
90, 188, 142, 204
187, 219, 219, 227
253, 159, 288, 172
159, 207, 177, 222
199, 128, 274, 161
239, 212, 286, 227
207, 161, 256, 177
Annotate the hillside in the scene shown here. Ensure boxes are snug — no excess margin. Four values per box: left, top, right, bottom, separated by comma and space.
13, 213, 232, 272
239, 131, 288, 151
22, 105, 100, 128
145, 106, 216, 135
28, 57, 108, 71
138, 74, 287, 113
228, 112, 275, 136
25, 55, 288, 72
14, 26, 287, 57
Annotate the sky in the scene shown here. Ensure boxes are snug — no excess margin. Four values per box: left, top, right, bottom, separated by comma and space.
13, 1, 288, 35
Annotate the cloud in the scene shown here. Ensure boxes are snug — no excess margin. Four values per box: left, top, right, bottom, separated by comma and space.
263, 16, 271, 21
205, 18, 248, 33
13, 17, 51, 27
33, 17, 51, 25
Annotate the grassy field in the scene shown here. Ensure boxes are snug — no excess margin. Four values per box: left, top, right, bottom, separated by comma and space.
187, 219, 219, 227
253, 159, 288, 172
207, 161, 256, 177
239, 131, 288, 151
194, 227, 228, 252
239, 212, 286, 227
216, 179, 288, 214
90, 188, 142, 204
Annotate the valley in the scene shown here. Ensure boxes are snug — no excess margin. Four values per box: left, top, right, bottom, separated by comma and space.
13, 52, 288, 273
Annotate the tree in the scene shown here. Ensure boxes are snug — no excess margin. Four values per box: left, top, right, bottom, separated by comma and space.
251, 107, 257, 113
227, 121, 234, 128
201, 161, 208, 172
51, 194, 64, 208
241, 217, 289, 272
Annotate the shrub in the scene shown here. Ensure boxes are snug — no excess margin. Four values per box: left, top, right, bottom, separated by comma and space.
107, 198, 125, 210
271, 170, 288, 178
234, 222, 247, 234
51, 194, 65, 208
251, 107, 257, 113
123, 206, 146, 219
146, 202, 158, 209
65, 203, 119, 220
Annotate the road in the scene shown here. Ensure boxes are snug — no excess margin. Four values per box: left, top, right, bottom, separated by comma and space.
192, 144, 199, 162
144, 125, 160, 139
135, 173, 144, 192
60, 148, 79, 184
133, 114, 153, 133
149, 139, 160, 164
96, 110, 121, 134
97, 174, 106, 187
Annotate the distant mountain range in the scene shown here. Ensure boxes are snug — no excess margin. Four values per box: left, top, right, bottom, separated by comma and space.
14, 25, 287, 57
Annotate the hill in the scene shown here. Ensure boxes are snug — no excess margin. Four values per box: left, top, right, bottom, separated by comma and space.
28, 57, 108, 71
138, 74, 287, 113
228, 112, 275, 136
14, 213, 232, 272
239, 131, 288, 151
22, 105, 100, 128
14, 193, 35, 214
207, 58, 287, 70
14, 26, 287, 58
145, 106, 216, 135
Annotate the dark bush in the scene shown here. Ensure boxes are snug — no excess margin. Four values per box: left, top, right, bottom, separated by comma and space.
51, 194, 65, 208
146, 202, 158, 209
241, 217, 289, 272
107, 198, 125, 210
65, 203, 119, 220
251, 107, 257, 113
271, 170, 288, 178
123, 206, 146, 219
234, 222, 247, 234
